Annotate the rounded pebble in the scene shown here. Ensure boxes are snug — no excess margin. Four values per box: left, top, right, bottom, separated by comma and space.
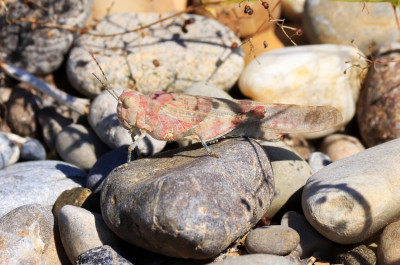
302, 138, 400, 244
101, 138, 274, 259
0, 160, 86, 218
334, 244, 376, 265
59, 205, 124, 264
0, 132, 20, 169
308, 152, 332, 173
239, 44, 367, 138
244, 225, 300, 255
67, 13, 244, 98
378, 219, 400, 265
20, 138, 46, 161
53, 187, 93, 223
210, 253, 303, 265
77, 245, 133, 265
319, 134, 365, 161
303, 0, 399, 55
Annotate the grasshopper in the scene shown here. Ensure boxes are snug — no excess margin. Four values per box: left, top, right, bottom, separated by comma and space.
113, 88, 342, 160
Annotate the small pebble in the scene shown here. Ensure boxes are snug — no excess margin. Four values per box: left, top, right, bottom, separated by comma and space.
77, 245, 133, 265
20, 138, 46, 161
308, 152, 332, 173
0, 132, 20, 169
319, 134, 365, 161
210, 253, 303, 265
378, 219, 400, 265
244, 225, 300, 255
334, 244, 376, 265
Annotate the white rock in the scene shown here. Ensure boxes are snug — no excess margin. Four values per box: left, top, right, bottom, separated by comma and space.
239, 44, 368, 138
302, 138, 400, 244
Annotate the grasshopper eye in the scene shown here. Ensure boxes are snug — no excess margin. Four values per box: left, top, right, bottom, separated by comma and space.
123, 96, 135, 109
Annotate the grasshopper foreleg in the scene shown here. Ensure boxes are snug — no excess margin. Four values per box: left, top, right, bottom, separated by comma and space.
127, 129, 148, 162
197, 133, 219, 158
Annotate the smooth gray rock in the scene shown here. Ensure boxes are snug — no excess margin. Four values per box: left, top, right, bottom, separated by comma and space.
59, 205, 124, 264
245, 225, 300, 255
210, 254, 303, 265
88, 89, 166, 156
87, 148, 128, 194
56, 123, 110, 170
0, 204, 63, 265
20, 138, 46, 161
77, 245, 133, 265
0, 160, 86, 218
308, 151, 332, 173
303, 0, 399, 54
0, 0, 93, 75
281, 211, 335, 259
101, 138, 274, 259
302, 138, 400, 244
0, 132, 20, 169
67, 13, 244, 98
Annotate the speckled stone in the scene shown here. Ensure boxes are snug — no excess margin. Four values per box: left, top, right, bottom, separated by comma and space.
303, 0, 399, 54
244, 225, 300, 255
319, 134, 365, 161
0, 204, 63, 265
239, 44, 367, 138
101, 138, 274, 259
357, 42, 400, 147
378, 219, 400, 265
88, 89, 166, 156
0, 0, 93, 75
302, 138, 400, 244
67, 13, 244, 98
334, 245, 376, 265
77, 245, 133, 265
0, 160, 86, 218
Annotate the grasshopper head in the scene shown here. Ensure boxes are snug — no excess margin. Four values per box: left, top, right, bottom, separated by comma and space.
117, 89, 140, 131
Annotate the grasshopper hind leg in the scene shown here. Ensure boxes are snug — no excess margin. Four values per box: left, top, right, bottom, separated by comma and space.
197, 133, 220, 158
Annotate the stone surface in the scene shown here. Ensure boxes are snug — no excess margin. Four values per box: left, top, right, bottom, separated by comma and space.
319, 134, 365, 161
303, 0, 399, 55
281, 211, 336, 259
0, 132, 20, 169
67, 13, 243, 98
259, 140, 312, 218
302, 138, 400, 244
282, 0, 305, 21
357, 42, 400, 147
56, 123, 111, 170
378, 219, 400, 265
0, 0, 93, 75
184, 82, 233, 100
59, 205, 124, 264
244, 225, 300, 255
87, 148, 128, 194
53, 187, 93, 223
334, 244, 376, 265
101, 138, 274, 259
209, 254, 303, 265
20, 138, 47, 161
239, 44, 367, 138
308, 151, 332, 173
0, 160, 86, 218
88, 89, 166, 156
0, 204, 62, 265
77, 245, 133, 265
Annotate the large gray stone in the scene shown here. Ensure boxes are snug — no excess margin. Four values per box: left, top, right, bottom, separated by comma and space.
210, 254, 303, 265
101, 138, 274, 259
302, 138, 400, 244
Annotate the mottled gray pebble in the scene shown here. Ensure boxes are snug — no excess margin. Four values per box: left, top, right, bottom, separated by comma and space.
101, 138, 274, 259
0, 132, 20, 169
334, 244, 376, 265
59, 205, 124, 264
378, 219, 400, 265
20, 138, 46, 161
281, 211, 335, 259
67, 13, 243, 97
77, 245, 133, 265
87, 148, 128, 194
0, 204, 63, 265
308, 151, 332, 173
0, 160, 86, 218
0, 0, 93, 74
56, 123, 110, 170
245, 225, 300, 255
89, 89, 166, 155
210, 254, 303, 265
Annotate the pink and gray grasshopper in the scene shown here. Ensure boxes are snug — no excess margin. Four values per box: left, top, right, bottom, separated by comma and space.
115, 88, 343, 160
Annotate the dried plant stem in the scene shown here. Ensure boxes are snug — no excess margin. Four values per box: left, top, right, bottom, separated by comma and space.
0, 61, 90, 114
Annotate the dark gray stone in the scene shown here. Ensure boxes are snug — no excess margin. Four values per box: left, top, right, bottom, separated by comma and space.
101, 138, 274, 259
0, 0, 93, 75
244, 225, 300, 255
77, 245, 133, 265
20, 138, 46, 161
